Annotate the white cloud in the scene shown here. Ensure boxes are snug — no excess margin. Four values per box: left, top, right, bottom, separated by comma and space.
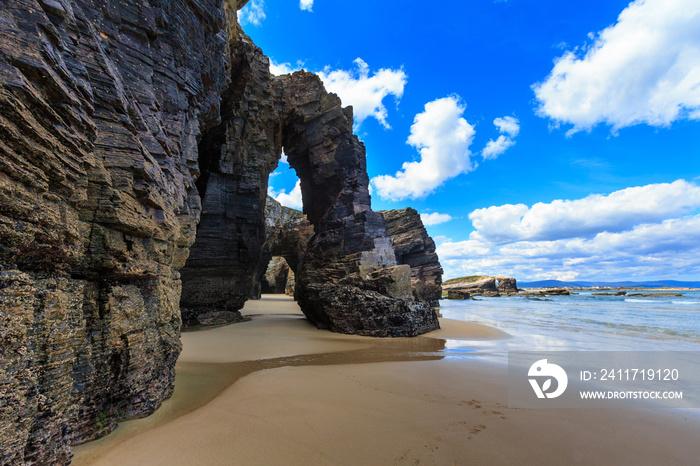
437, 180, 700, 281
269, 180, 303, 209
300, 0, 313, 11
371, 96, 475, 201
269, 60, 299, 76
279, 150, 288, 164
470, 180, 700, 243
239, 0, 266, 27
482, 116, 519, 160
420, 212, 453, 226
493, 116, 520, 137
482, 135, 515, 160
317, 58, 406, 129
534, 0, 700, 133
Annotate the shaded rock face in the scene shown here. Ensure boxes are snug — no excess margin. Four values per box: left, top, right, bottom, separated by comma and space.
178, 31, 282, 325
447, 290, 471, 300
261, 256, 291, 294
285, 269, 296, 296
381, 208, 443, 307
0, 0, 236, 463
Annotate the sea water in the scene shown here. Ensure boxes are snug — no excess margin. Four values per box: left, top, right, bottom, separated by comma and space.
439, 291, 700, 359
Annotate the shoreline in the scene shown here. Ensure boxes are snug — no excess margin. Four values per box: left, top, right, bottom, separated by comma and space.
73, 295, 700, 465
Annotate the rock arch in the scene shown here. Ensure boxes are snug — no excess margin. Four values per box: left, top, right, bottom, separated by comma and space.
255, 195, 313, 297
180, 39, 439, 336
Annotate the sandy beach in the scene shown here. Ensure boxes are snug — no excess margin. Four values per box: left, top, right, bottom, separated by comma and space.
72, 295, 700, 465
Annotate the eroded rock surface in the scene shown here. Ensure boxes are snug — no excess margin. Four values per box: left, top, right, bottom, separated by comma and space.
181, 64, 440, 336
381, 208, 443, 307
0, 0, 236, 462
496, 276, 518, 294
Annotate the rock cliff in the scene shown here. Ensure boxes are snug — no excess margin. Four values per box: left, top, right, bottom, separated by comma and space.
1, 0, 236, 462
179, 33, 283, 326
0, 0, 441, 462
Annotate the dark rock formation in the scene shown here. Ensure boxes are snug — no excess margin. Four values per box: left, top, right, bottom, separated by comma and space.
381, 208, 443, 307
277, 73, 439, 337
443, 275, 518, 298
0, 0, 442, 461
496, 276, 518, 295
521, 289, 571, 297
180, 53, 441, 335
0, 0, 238, 462
179, 32, 283, 326
261, 256, 291, 294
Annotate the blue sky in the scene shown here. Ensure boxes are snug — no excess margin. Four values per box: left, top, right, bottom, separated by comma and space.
241, 0, 700, 281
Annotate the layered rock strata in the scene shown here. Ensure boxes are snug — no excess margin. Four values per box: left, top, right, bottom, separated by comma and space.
0, 0, 237, 462
381, 208, 443, 307
179, 33, 283, 326
277, 73, 439, 337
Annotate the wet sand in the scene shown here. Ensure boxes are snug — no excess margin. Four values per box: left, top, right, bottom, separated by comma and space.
73, 295, 700, 465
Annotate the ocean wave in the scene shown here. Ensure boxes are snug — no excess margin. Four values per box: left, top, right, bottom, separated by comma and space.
624, 298, 658, 303
672, 301, 700, 305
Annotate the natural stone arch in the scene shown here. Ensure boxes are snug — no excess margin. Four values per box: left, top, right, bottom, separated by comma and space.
260, 257, 292, 294
276, 72, 439, 337
255, 195, 313, 297
180, 35, 439, 336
